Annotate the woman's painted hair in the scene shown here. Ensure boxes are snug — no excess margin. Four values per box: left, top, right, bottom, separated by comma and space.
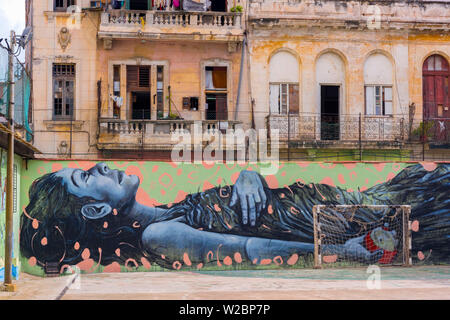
20, 172, 145, 273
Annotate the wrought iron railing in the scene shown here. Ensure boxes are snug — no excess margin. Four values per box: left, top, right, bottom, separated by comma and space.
267, 113, 406, 142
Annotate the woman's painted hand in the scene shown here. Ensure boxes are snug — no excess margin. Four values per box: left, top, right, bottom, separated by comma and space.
230, 170, 267, 227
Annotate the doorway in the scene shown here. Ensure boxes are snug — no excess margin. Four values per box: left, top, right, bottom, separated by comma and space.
321, 85, 340, 140
128, 0, 149, 10
211, 0, 227, 12
423, 54, 449, 142
132, 92, 151, 120
206, 94, 227, 120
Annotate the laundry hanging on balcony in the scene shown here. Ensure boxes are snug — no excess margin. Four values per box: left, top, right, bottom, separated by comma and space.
111, 95, 124, 108
152, 0, 181, 10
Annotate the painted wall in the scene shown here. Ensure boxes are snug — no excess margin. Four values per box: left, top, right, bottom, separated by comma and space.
0, 151, 22, 281
18, 160, 449, 276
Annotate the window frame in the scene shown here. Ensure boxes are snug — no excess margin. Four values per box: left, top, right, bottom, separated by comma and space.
52, 63, 76, 120
269, 82, 299, 115
54, 0, 76, 12
364, 85, 393, 116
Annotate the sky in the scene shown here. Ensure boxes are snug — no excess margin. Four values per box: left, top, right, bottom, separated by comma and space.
0, 0, 25, 77
0, 0, 25, 38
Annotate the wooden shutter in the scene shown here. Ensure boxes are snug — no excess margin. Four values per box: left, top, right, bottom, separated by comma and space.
127, 66, 139, 91
423, 75, 436, 119
365, 86, 375, 115
384, 87, 393, 115
269, 84, 280, 114
289, 84, 299, 115
216, 94, 228, 120
127, 66, 150, 91
139, 66, 150, 88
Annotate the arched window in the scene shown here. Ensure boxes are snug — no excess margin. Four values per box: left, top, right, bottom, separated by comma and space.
269, 51, 299, 115
364, 53, 393, 116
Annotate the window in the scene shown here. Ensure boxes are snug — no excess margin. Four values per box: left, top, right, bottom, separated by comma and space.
54, 0, 76, 11
269, 83, 299, 115
127, 65, 151, 120
424, 55, 449, 72
156, 66, 164, 119
365, 85, 392, 116
53, 64, 75, 120
269, 51, 300, 115
113, 65, 121, 119
205, 66, 228, 120
364, 53, 393, 116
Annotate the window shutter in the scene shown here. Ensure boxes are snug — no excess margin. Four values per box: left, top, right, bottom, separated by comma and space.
281, 84, 288, 114
289, 84, 299, 115
127, 66, 150, 91
216, 94, 228, 120
269, 84, 280, 114
127, 66, 139, 91
138, 66, 150, 88
365, 86, 375, 115
384, 87, 393, 115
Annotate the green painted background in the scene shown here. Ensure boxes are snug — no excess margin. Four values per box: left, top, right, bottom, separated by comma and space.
19, 160, 419, 276
0, 150, 22, 280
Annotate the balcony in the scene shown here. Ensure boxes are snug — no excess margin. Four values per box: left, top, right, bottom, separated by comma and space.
267, 113, 407, 149
98, 10, 244, 45
97, 118, 243, 151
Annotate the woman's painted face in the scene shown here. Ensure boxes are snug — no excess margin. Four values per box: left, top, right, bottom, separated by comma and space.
55, 163, 140, 208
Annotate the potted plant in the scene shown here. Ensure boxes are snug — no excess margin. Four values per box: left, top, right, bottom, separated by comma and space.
411, 121, 434, 141
230, 5, 243, 13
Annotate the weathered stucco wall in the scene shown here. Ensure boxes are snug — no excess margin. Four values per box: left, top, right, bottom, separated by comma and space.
30, 1, 100, 158
30, 1, 251, 159
97, 40, 246, 122
19, 160, 449, 276
248, 0, 450, 130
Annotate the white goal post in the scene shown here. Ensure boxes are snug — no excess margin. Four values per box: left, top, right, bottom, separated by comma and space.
313, 205, 412, 268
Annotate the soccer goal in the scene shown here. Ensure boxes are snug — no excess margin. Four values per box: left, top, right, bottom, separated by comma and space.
313, 205, 412, 268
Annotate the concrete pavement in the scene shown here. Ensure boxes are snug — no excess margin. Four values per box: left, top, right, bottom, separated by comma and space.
0, 272, 78, 300
1, 266, 449, 300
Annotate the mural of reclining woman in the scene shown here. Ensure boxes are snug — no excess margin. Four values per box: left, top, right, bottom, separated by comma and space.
20, 162, 450, 272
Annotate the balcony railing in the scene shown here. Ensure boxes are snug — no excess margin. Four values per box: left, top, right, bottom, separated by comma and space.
99, 10, 243, 37
267, 113, 407, 144
98, 119, 242, 150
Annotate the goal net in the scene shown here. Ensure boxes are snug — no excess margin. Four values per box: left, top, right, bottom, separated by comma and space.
313, 205, 412, 268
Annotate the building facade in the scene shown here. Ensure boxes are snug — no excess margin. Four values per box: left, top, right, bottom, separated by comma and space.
27, 0, 250, 159
26, 0, 450, 160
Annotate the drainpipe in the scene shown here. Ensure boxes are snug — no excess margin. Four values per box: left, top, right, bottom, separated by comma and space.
234, 31, 246, 121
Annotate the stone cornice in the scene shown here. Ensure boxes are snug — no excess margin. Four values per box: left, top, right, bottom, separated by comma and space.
249, 0, 450, 31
